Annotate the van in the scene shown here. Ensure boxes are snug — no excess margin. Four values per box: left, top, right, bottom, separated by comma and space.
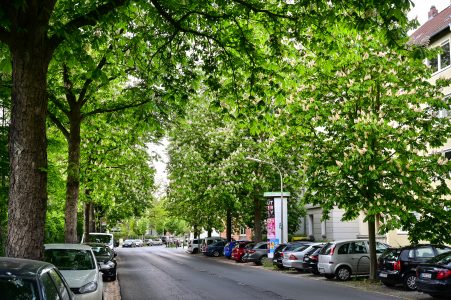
317, 239, 389, 281
187, 238, 204, 254
81, 232, 114, 249
200, 237, 227, 253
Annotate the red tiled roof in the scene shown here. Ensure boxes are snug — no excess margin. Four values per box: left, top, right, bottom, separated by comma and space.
411, 5, 451, 45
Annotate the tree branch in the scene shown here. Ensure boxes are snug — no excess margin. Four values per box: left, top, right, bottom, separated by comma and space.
48, 92, 70, 116
82, 99, 152, 119
47, 111, 70, 140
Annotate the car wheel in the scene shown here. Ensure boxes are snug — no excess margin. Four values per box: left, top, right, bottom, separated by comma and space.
324, 273, 335, 279
335, 266, 351, 281
213, 251, 220, 257
403, 273, 417, 291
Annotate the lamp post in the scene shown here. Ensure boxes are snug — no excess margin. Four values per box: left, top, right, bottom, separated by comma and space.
246, 157, 285, 243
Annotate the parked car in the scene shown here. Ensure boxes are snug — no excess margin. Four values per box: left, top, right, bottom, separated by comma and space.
122, 239, 135, 248
272, 243, 288, 269
85, 243, 117, 281
200, 237, 227, 253
44, 243, 103, 300
81, 232, 114, 249
203, 240, 227, 257
232, 241, 254, 262
150, 238, 163, 246
377, 244, 451, 291
302, 244, 326, 275
283, 243, 323, 271
243, 241, 268, 265
0, 257, 75, 300
133, 239, 144, 247
318, 239, 389, 281
416, 251, 451, 299
187, 238, 204, 254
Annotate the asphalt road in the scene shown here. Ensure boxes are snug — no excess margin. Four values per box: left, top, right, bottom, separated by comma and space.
115, 246, 407, 300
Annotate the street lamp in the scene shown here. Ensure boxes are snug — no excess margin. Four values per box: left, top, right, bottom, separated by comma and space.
246, 157, 285, 242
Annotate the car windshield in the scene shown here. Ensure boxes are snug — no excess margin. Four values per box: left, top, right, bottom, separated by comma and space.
45, 249, 95, 270
0, 277, 37, 299
91, 246, 112, 257
427, 251, 451, 265
285, 243, 306, 251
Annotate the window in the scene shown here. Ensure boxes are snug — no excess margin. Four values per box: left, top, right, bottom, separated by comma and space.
48, 269, 71, 300
444, 150, 451, 160
307, 215, 314, 236
376, 242, 389, 254
428, 41, 451, 72
338, 243, 350, 254
0, 278, 37, 300
350, 241, 367, 254
41, 272, 60, 300
239, 227, 246, 236
414, 246, 434, 259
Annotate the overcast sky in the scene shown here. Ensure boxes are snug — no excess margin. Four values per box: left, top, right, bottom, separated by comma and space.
409, 0, 450, 27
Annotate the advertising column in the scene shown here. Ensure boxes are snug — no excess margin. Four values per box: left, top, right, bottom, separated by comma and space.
264, 192, 290, 259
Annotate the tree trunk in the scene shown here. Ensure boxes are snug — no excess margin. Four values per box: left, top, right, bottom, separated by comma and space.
226, 209, 232, 241
89, 202, 95, 233
83, 202, 91, 243
253, 196, 262, 242
64, 113, 81, 243
368, 218, 377, 281
7, 40, 52, 259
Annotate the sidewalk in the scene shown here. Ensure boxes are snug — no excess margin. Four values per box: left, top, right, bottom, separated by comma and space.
104, 280, 121, 300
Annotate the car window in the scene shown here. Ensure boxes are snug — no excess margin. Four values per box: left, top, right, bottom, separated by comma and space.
415, 246, 434, 259
435, 246, 451, 255
258, 243, 267, 249
351, 241, 368, 254
375, 242, 388, 254
41, 272, 61, 300
0, 277, 37, 300
337, 243, 350, 254
428, 251, 451, 265
91, 246, 111, 257
45, 249, 96, 270
319, 243, 334, 255
380, 248, 401, 261
48, 269, 71, 300
294, 245, 310, 252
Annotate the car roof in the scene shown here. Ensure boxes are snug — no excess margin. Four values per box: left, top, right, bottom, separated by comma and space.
83, 242, 110, 248
326, 239, 369, 244
45, 243, 93, 250
386, 244, 450, 250
0, 257, 54, 279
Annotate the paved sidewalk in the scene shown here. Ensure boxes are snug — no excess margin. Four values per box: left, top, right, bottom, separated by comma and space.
104, 280, 121, 300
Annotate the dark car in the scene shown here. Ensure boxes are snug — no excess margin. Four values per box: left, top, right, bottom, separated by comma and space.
232, 241, 254, 262
86, 242, 117, 281
122, 239, 135, 248
203, 240, 227, 257
302, 244, 325, 275
377, 244, 451, 290
416, 251, 451, 299
272, 243, 287, 269
0, 257, 74, 300
244, 241, 268, 265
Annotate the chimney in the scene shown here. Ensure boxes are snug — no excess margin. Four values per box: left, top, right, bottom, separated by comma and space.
428, 6, 439, 19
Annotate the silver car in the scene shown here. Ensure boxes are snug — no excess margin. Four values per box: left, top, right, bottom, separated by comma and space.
317, 239, 389, 281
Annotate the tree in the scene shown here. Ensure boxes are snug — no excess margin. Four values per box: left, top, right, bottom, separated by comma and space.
0, 0, 413, 259
292, 25, 450, 279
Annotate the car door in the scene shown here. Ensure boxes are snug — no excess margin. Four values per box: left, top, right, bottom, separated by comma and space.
349, 241, 370, 274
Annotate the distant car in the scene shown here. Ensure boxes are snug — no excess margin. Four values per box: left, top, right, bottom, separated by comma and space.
318, 239, 389, 281
302, 244, 325, 275
122, 239, 135, 248
81, 232, 114, 249
187, 238, 204, 254
232, 241, 254, 263
44, 243, 103, 300
0, 257, 74, 300
200, 237, 227, 253
85, 243, 117, 281
272, 243, 288, 269
377, 244, 451, 291
133, 239, 144, 247
150, 238, 163, 246
416, 251, 451, 299
243, 241, 268, 265
203, 240, 227, 257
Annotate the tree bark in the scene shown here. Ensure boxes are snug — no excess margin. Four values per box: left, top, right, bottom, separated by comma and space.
7, 38, 52, 259
253, 195, 262, 242
368, 218, 377, 281
83, 202, 91, 243
226, 209, 232, 241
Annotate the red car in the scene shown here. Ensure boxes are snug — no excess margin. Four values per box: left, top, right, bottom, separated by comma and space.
232, 241, 254, 262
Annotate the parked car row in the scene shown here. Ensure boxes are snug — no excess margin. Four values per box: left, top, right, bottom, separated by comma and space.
122, 239, 144, 247
195, 238, 451, 298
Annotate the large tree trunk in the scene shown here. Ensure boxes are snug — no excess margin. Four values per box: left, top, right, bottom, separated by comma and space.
7, 40, 52, 259
226, 209, 232, 241
83, 202, 91, 243
64, 114, 81, 242
368, 218, 377, 281
253, 196, 262, 242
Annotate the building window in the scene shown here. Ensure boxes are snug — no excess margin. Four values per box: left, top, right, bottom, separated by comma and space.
444, 150, 451, 160
428, 41, 451, 72
321, 221, 326, 238
239, 227, 246, 236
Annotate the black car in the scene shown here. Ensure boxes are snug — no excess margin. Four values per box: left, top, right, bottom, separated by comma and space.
203, 240, 227, 257
416, 251, 451, 299
86, 242, 117, 281
272, 243, 287, 269
0, 257, 74, 299
302, 244, 325, 275
377, 244, 451, 290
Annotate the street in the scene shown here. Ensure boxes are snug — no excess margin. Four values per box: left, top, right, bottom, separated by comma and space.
115, 246, 409, 300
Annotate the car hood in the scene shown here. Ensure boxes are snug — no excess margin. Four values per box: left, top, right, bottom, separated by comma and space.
60, 269, 97, 288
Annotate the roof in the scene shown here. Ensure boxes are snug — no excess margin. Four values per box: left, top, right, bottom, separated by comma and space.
45, 243, 93, 250
411, 5, 451, 45
0, 257, 53, 278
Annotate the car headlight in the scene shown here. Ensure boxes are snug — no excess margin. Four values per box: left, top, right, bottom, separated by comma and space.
79, 281, 97, 294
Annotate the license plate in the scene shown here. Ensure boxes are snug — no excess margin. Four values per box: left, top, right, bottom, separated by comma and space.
379, 273, 388, 278
420, 273, 432, 279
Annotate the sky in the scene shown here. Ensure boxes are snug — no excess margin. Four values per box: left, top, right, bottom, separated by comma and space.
409, 0, 450, 27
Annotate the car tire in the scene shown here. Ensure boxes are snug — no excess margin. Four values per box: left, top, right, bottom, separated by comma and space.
324, 273, 335, 279
240, 256, 246, 263
335, 266, 351, 281
403, 273, 417, 291
213, 251, 220, 257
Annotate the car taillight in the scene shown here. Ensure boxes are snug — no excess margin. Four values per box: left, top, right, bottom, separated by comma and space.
329, 246, 335, 255
289, 254, 297, 260
436, 269, 451, 280
281, 253, 284, 258
310, 255, 318, 262
393, 260, 401, 271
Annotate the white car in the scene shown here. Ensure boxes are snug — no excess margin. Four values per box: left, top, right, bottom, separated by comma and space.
44, 244, 103, 300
